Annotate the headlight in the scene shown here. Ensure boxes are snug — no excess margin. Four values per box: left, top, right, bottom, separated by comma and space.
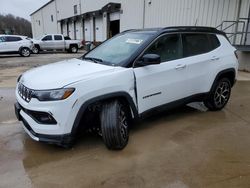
33, 88, 75, 101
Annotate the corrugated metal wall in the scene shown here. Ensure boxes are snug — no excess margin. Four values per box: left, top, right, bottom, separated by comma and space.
31, 0, 250, 41
143, 0, 249, 28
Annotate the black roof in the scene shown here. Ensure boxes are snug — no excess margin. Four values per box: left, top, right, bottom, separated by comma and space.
123, 26, 226, 36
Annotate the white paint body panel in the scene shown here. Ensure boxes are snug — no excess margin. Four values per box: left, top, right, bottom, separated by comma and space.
0, 35, 33, 53
32, 34, 82, 51
16, 32, 238, 139
84, 19, 91, 41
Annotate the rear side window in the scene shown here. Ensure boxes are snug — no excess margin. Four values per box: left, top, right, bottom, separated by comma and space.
54, 35, 63, 40
182, 33, 212, 57
6, 36, 22, 42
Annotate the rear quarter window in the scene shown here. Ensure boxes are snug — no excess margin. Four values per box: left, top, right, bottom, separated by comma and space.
208, 34, 221, 49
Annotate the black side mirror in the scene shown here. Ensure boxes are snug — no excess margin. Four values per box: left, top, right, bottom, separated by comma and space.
136, 54, 161, 67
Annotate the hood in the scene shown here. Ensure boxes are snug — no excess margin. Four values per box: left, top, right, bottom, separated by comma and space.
20, 58, 116, 90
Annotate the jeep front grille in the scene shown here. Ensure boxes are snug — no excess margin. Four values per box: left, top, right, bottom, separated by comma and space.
18, 83, 33, 102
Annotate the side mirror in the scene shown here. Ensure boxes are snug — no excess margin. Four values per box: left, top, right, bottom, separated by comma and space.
136, 54, 161, 67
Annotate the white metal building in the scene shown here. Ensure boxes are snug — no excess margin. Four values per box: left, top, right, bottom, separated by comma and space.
31, 0, 250, 45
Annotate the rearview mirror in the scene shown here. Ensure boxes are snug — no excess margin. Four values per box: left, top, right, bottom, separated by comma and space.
136, 54, 161, 67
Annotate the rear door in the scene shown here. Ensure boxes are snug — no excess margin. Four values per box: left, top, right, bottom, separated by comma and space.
134, 34, 190, 114
53, 35, 65, 50
40, 35, 53, 50
181, 33, 221, 95
5, 36, 22, 51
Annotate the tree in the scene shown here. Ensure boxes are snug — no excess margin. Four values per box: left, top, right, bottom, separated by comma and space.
0, 14, 32, 37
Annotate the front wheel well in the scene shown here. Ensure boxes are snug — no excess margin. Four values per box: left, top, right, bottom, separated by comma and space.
34, 44, 40, 50
72, 95, 137, 137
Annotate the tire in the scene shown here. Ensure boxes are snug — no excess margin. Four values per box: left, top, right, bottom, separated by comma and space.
32, 45, 40, 54
69, 45, 78, 53
20, 47, 31, 57
204, 77, 231, 111
100, 100, 130, 150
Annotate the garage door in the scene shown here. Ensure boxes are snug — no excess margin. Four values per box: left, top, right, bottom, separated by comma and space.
84, 19, 91, 41
95, 17, 103, 42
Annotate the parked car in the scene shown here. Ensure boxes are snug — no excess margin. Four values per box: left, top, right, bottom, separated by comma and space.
0, 35, 33, 57
32, 34, 82, 54
15, 27, 238, 150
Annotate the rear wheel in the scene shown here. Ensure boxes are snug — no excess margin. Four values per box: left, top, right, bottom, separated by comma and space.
100, 100, 130, 150
69, 45, 78, 53
20, 47, 31, 57
204, 78, 231, 111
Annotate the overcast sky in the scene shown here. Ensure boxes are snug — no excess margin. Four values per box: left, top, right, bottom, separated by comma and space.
0, 0, 50, 21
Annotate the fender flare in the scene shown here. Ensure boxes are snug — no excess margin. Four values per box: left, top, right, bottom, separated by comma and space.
209, 68, 236, 92
70, 92, 138, 136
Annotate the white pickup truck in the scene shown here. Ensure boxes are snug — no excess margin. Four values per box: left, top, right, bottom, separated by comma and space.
32, 34, 82, 54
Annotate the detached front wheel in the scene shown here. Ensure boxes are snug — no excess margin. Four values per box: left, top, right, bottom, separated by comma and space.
204, 78, 231, 111
100, 100, 130, 150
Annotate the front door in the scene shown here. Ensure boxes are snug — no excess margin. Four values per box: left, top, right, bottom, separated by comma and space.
40, 35, 53, 50
0, 36, 8, 52
134, 34, 189, 114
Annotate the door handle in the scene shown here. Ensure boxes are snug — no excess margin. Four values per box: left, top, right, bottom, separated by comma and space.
175, 64, 186, 70
211, 56, 220, 61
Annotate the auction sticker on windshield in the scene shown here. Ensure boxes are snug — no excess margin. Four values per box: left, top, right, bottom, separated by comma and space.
126, 38, 143, 44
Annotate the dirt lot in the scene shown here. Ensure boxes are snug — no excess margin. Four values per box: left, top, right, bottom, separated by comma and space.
0, 53, 250, 188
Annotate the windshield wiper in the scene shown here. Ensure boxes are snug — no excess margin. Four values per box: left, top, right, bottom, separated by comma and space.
82, 57, 103, 64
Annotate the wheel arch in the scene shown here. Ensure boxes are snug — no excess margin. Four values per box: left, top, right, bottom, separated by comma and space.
18, 46, 30, 52
70, 43, 78, 48
70, 92, 138, 136
34, 44, 40, 50
211, 68, 236, 91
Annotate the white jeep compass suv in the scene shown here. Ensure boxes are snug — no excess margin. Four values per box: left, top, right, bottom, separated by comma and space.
15, 27, 238, 150
0, 35, 33, 57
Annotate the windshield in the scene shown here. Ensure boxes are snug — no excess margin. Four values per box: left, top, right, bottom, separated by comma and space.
84, 32, 152, 66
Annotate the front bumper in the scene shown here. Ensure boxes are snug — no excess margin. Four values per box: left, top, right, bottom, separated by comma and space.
15, 102, 73, 146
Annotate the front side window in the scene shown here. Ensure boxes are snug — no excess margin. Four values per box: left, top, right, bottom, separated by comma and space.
84, 32, 152, 66
182, 33, 211, 57
144, 34, 182, 62
42, 35, 52, 41
54, 35, 63, 40
0, 37, 6, 42
6, 36, 22, 42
